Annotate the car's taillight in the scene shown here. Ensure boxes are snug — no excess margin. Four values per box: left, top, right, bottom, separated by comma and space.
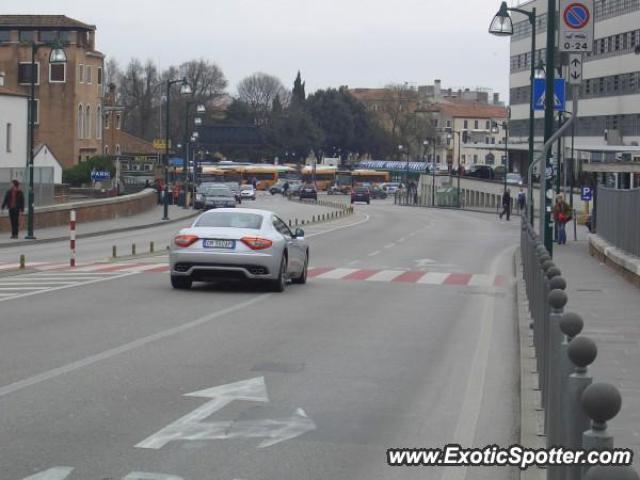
241, 236, 273, 250
174, 234, 199, 248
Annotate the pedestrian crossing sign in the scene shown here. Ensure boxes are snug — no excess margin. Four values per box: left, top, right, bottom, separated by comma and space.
533, 79, 566, 111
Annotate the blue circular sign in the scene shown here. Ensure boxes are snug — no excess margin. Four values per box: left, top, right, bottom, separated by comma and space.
564, 3, 590, 29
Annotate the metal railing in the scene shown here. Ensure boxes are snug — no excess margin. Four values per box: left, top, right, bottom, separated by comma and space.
595, 187, 640, 258
520, 218, 639, 480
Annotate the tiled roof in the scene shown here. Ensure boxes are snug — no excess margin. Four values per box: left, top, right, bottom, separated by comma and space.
0, 86, 27, 97
430, 101, 507, 119
0, 15, 95, 30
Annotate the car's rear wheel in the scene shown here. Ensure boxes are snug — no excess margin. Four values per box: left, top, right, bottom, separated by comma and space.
270, 257, 287, 292
292, 253, 308, 285
171, 275, 192, 290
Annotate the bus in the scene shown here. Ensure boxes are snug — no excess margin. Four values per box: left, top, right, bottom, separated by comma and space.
302, 165, 337, 191
198, 166, 225, 183
351, 169, 390, 186
240, 165, 296, 190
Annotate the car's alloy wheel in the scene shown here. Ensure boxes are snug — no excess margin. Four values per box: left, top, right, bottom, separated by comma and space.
292, 254, 308, 285
271, 257, 287, 292
171, 275, 192, 290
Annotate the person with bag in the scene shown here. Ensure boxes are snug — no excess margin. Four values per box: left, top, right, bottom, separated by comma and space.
553, 194, 572, 245
1, 180, 25, 239
499, 189, 512, 221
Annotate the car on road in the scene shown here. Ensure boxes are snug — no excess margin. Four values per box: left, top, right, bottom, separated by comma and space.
351, 187, 371, 204
506, 173, 524, 186
224, 182, 243, 203
381, 182, 401, 194
240, 185, 257, 200
465, 165, 495, 180
269, 180, 287, 195
194, 182, 224, 209
299, 185, 318, 201
196, 185, 237, 210
370, 186, 388, 199
170, 209, 309, 292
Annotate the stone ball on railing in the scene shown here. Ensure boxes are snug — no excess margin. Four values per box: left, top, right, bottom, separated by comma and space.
549, 276, 567, 291
568, 336, 598, 368
547, 266, 562, 279
582, 382, 622, 425
560, 312, 583, 339
549, 289, 568, 310
584, 466, 640, 480
542, 260, 555, 272
536, 244, 547, 255
539, 254, 552, 265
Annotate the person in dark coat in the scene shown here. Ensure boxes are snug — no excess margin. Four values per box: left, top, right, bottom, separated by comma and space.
2, 180, 25, 239
499, 188, 512, 221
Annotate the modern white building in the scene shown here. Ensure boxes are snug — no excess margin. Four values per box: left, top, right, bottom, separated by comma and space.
508, 0, 640, 187
0, 85, 28, 169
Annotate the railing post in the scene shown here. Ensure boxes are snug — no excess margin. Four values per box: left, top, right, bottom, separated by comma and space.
581, 383, 622, 478
565, 335, 597, 480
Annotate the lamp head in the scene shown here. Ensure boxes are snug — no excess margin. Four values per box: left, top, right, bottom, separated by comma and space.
179, 78, 193, 96
489, 2, 513, 36
48, 42, 67, 64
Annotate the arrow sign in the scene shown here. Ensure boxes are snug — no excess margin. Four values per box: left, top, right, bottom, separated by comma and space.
136, 377, 315, 449
569, 53, 583, 85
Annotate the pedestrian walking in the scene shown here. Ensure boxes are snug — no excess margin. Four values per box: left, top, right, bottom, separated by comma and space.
252, 176, 258, 190
517, 187, 526, 213
282, 181, 290, 196
499, 188, 512, 221
1, 180, 25, 239
553, 194, 572, 245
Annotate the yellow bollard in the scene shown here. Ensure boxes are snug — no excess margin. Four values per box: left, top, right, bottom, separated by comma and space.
132, 243, 136, 256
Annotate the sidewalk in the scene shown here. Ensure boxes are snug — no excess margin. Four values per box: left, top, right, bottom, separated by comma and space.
0, 205, 198, 249
553, 227, 640, 463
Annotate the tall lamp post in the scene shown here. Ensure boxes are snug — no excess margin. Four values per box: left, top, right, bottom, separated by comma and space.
490, 1, 537, 223
163, 77, 192, 220
21, 40, 67, 240
183, 102, 205, 209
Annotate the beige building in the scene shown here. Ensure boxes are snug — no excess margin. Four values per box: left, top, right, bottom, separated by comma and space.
0, 15, 104, 169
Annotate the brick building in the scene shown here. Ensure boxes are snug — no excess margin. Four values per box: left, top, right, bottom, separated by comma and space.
0, 15, 104, 168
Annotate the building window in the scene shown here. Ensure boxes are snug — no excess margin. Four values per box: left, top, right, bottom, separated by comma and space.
473, 154, 478, 164
486, 120, 491, 130
5, 123, 11, 152
85, 106, 91, 139
463, 120, 468, 129
115, 113, 121, 130
49, 63, 66, 83
39, 30, 59, 43
18, 62, 39, 85
105, 112, 110, 130
461, 154, 466, 164
29, 99, 39, 124
78, 64, 84, 83
96, 106, 102, 139
0, 31, 10, 43
104, 145, 109, 155
446, 120, 452, 128
19, 31, 35, 42
86, 65, 92, 84
115, 144, 121, 155
78, 104, 84, 139
97, 67, 102, 85
474, 120, 479, 129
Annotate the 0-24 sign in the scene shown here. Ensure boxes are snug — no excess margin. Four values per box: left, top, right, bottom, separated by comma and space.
559, 0, 594, 53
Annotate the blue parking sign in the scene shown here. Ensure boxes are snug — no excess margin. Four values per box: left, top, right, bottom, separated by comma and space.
533, 79, 566, 111
581, 186, 593, 201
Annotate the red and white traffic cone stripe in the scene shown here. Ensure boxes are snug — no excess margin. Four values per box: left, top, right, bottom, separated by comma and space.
70, 210, 76, 268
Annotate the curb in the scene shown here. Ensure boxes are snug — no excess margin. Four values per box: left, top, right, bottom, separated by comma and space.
0, 211, 200, 250
514, 248, 546, 480
588, 234, 640, 288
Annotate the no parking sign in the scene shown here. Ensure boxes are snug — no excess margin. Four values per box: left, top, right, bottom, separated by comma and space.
560, 0, 594, 52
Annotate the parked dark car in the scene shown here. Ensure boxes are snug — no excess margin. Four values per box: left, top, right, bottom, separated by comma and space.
465, 165, 495, 180
299, 185, 318, 201
351, 187, 371, 204
370, 186, 388, 199
287, 183, 303, 198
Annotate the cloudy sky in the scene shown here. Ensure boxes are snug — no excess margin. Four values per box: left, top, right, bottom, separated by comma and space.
5, 0, 511, 98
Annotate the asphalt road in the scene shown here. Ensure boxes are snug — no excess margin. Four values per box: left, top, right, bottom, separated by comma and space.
0, 196, 520, 480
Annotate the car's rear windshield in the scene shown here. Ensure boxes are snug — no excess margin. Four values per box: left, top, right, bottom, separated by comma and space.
195, 212, 263, 229
203, 187, 232, 196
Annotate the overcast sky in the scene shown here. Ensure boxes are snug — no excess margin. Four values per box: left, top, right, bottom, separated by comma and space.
5, 0, 511, 99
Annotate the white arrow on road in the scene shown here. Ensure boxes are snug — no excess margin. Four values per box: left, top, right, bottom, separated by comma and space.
136, 377, 315, 449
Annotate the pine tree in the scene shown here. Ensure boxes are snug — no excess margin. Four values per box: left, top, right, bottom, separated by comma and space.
272, 95, 283, 115
292, 71, 306, 107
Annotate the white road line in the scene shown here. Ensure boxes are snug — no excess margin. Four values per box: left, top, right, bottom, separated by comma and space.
467, 274, 495, 287
0, 286, 51, 291
384, 243, 396, 249
0, 294, 271, 398
0, 281, 76, 286
398, 237, 407, 243
306, 214, 371, 238
365, 270, 404, 282
416, 272, 450, 285
368, 251, 381, 257
72, 263, 130, 272
120, 263, 169, 272
315, 268, 359, 280
26, 272, 115, 277
0, 271, 137, 303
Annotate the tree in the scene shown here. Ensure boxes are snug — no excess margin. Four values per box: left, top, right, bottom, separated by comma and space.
62, 156, 114, 187
267, 107, 323, 161
237, 73, 288, 126
291, 71, 306, 108
116, 58, 161, 141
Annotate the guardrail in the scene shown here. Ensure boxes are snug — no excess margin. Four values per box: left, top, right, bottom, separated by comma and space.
520, 218, 638, 480
595, 187, 640, 258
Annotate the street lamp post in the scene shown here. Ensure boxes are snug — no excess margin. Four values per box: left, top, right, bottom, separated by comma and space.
24, 40, 67, 240
490, 1, 537, 224
163, 77, 192, 220
182, 102, 205, 209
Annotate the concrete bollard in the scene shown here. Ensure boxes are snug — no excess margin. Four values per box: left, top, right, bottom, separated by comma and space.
584, 465, 640, 480
312, 215, 315, 223
150, 241, 155, 253
19, 254, 25, 269
132, 243, 136, 256
566, 335, 596, 480
295, 218, 298, 226
112, 246, 117, 258
289, 219, 292, 227
581, 383, 623, 478
546, 288, 568, 478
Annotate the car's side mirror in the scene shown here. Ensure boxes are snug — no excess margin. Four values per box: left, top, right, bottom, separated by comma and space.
294, 228, 305, 239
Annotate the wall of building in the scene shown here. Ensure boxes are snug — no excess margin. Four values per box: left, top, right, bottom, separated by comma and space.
0, 93, 27, 168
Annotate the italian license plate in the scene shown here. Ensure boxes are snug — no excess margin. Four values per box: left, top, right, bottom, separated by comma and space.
203, 239, 235, 249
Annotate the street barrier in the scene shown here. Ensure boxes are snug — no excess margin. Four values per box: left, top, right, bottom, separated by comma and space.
520, 217, 638, 480
70, 210, 77, 268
